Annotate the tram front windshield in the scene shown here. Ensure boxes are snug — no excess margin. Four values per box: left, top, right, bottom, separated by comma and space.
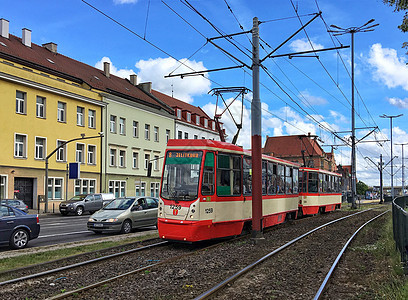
161, 151, 202, 201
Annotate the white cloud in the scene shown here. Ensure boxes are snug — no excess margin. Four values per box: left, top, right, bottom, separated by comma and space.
113, 0, 138, 4
329, 110, 348, 123
387, 97, 408, 109
95, 57, 135, 79
299, 90, 327, 105
368, 43, 408, 91
289, 38, 324, 52
135, 57, 211, 104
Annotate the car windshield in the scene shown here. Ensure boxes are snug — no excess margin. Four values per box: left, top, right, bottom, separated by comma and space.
103, 198, 135, 210
161, 150, 202, 201
69, 195, 86, 201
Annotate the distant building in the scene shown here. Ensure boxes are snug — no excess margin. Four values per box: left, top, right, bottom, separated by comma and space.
263, 134, 337, 172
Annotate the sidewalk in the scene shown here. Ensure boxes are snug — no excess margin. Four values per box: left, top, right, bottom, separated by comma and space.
28, 209, 61, 217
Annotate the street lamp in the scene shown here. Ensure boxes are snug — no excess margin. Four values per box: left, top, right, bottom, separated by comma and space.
44, 133, 104, 213
328, 19, 379, 209
380, 114, 403, 199
396, 142, 408, 195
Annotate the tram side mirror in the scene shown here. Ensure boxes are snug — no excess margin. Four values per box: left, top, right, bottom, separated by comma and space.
147, 163, 152, 177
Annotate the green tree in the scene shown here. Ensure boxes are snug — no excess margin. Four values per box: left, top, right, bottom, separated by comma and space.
356, 180, 369, 196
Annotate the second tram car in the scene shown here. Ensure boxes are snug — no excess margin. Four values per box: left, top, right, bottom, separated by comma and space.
158, 139, 342, 242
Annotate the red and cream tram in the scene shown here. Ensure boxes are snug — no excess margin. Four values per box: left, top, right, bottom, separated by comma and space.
298, 167, 342, 216
158, 139, 302, 242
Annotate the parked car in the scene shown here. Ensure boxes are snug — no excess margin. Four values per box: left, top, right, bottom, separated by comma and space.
0, 199, 29, 213
59, 193, 115, 216
0, 204, 40, 249
87, 197, 159, 234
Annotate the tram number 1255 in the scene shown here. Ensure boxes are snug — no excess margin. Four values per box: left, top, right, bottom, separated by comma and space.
170, 204, 181, 210
205, 208, 213, 214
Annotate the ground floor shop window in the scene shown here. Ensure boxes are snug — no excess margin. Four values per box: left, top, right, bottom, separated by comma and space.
0, 175, 7, 199
48, 177, 63, 199
74, 179, 96, 195
109, 180, 126, 198
135, 182, 146, 196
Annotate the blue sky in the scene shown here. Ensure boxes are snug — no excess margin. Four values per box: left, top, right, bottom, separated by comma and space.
2, 0, 408, 188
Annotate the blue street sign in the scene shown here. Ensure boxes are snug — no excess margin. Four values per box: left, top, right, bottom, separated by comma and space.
69, 162, 80, 179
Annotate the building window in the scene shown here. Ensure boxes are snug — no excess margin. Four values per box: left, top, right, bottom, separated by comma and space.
204, 118, 208, 128
133, 121, 139, 138
119, 150, 126, 167
110, 115, 117, 133
150, 183, 155, 197
166, 129, 170, 142
76, 143, 85, 163
56, 140, 66, 162
194, 135, 198, 139
16, 91, 26, 114
36, 96, 46, 118
77, 106, 85, 126
178, 131, 182, 139
184, 132, 189, 139
176, 109, 181, 119
0, 175, 7, 199
57, 102, 66, 122
196, 115, 200, 125
150, 182, 160, 197
135, 182, 146, 196
154, 126, 159, 142
119, 118, 126, 135
187, 112, 191, 122
155, 182, 160, 197
110, 148, 117, 166
74, 179, 96, 195
14, 134, 27, 158
145, 124, 150, 140
108, 180, 126, 197
47, 177, 63, 200
88, 109, 96, 128
132, 152, 139, 169
35, 137, 46, 159
212, 121, 216, 130
154, 155, 159, 170
144, 153, 150, 169
88, 145, 96, 165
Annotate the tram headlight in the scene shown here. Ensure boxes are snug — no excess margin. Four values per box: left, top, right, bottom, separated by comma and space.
159, 212, 163, 217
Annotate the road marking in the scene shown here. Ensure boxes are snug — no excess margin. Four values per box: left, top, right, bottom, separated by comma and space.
38, 231, 90, 238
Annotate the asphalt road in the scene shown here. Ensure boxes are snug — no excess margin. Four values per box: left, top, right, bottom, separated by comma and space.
0, 213, 156, 252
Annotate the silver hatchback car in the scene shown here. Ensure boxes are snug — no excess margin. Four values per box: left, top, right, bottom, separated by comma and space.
87, 197, 158, 234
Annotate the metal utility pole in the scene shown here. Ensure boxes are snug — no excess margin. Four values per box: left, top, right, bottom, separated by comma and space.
365, 154, 384, 204
251, 17, 263, 240
380, 114, 403, 199
329, 19, 379, 209
396, 143, 408, 195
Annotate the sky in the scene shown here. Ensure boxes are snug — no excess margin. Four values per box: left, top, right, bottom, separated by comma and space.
2, 0, 408, 188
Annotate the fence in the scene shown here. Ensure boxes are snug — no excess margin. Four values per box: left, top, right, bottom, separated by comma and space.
392, 195, 408, 271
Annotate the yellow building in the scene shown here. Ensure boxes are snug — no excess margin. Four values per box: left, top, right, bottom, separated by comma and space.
0, 20, 105, 210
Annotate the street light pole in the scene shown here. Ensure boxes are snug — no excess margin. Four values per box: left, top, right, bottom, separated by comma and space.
44, 133, 103, 213
396, 143, 408, 195
380, 114, 403, 199
329, 19, 379, 209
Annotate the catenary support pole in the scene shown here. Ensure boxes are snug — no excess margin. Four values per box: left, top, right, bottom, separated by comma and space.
251, 17, 263, 240
379, 154, 383, 204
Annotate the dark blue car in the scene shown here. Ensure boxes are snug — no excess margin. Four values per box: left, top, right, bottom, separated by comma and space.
0, 204, 40, 249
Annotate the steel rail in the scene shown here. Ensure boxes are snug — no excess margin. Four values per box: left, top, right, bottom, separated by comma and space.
313, 210, 390, 300
193, 208, 376, 300
0, 241, 168, 287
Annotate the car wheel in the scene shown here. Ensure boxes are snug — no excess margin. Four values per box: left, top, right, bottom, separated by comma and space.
75, 206, 84, 216
60, 212, 68, 216
10, 229, 29, 249
120, 220, 132, 234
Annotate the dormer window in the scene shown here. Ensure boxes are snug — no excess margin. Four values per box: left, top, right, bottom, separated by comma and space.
176, 109, 181, 119
212, 121, 215, 130
204, 119, 208, 128
196, 115, 200, 125
187, 112, 191, 122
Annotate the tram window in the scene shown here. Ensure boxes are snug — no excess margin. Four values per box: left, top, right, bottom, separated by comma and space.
308, 172, 318, 193
277, 164, 284, 194
262, 161, 267, 195
299, 171, 307, 193
243, 156, 252, 195
318, 174, 323, 193
323, 174, 328, 193
267, 162, 276, 195
202, 152, 215, 195
217, 153, 241, 196
293, 168, 299, 194
285, 166, 293, 194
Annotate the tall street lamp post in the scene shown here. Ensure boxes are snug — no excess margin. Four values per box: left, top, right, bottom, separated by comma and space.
380, 114, 403, 199
329, 19, 379, 209
396, 142, 408, 195
44, 133, 103, 213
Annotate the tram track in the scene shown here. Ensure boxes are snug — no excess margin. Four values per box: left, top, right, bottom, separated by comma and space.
18, 207, 381, 300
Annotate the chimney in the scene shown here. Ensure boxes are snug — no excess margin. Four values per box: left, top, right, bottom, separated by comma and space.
0, 19, 9, 39
42, 42, 58, 53
22, 28, 31, 47
103, 62, 110, 78
138, 82, 152, 93
130, 74, 138, 86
